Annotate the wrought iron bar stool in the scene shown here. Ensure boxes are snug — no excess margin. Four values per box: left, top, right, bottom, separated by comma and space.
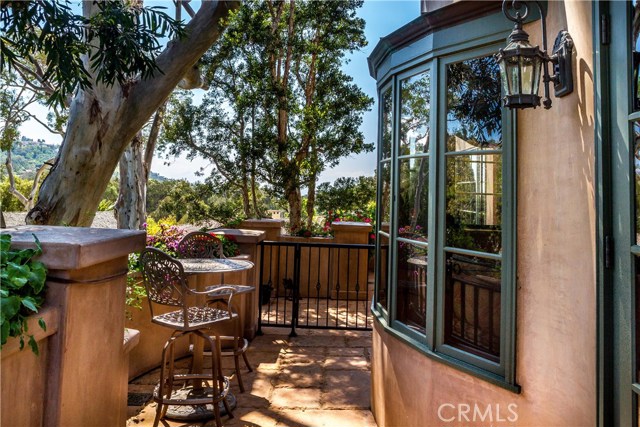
139, 247, 236, 427
177, 231, 254, 392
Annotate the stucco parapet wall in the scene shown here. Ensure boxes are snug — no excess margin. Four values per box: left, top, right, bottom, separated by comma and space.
331, 221, 373, 232
2, 226, 146, 272
211, 228, 266, 244
240, 219, 285, 229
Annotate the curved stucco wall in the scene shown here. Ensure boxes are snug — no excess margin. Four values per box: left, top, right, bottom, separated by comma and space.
371, 1, 596, 426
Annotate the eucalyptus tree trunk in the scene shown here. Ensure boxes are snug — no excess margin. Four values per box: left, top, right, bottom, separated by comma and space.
115, 102, 166, 229
26, 1, 240, 226
116, 132, 145, 229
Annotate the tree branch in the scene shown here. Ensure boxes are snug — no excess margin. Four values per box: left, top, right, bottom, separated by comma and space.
4, 151, 29, 208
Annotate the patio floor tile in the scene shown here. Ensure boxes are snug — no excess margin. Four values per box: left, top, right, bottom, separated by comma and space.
271, 388, 322, 409
127, 328, 375, 427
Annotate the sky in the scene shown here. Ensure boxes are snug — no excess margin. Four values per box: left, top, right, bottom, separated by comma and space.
18, 0, 420, 185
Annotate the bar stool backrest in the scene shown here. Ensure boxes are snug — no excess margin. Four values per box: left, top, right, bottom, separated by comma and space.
140, 247, 189, 319
177, 232, 225, 259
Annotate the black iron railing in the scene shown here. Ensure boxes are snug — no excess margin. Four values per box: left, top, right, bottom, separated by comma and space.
258, 240, 375, 336
444, 254, 501, 362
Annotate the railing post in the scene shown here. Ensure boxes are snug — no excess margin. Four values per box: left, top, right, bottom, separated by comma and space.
257, 241, 265, 335
289, 243, 301, 337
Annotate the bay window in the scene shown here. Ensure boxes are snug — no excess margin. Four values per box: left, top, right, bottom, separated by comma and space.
374, 44, 516, 387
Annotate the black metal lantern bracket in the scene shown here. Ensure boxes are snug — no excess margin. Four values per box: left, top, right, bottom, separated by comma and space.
499, 0, 574, 109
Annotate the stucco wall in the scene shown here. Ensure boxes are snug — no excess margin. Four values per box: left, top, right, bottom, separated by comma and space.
371, 1, 596, 426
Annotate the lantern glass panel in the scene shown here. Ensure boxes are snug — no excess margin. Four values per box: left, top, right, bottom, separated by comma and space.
520, 55, 536, 95
507, 56, 519, 96
499, 59, 509, 96
532, 55, 542, 95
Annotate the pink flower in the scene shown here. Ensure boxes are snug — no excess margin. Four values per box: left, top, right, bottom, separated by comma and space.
364, 218, 371, 223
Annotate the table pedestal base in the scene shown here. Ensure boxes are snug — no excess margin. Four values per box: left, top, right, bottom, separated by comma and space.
163, 387, 237, 421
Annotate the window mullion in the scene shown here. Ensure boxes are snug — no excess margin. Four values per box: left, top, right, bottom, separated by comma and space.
420, 57, 438, 349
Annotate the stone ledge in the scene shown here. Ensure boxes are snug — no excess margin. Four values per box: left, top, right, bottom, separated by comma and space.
210, 228, 266, 244
2, 226, 146, 270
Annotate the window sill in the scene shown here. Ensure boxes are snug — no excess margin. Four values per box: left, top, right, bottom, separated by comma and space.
371, 308, 521, 394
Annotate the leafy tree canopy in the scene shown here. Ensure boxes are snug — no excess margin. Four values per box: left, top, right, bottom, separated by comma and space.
316, 175, 376, 214
0, 0, 184, 107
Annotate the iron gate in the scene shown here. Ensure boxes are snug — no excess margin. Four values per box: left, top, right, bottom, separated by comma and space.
257, 240, 375, 336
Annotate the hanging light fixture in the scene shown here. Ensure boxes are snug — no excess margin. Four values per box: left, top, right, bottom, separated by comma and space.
495, 0, 573, 109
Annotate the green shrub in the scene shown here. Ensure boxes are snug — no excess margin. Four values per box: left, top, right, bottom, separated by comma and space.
0, 234, 47, 355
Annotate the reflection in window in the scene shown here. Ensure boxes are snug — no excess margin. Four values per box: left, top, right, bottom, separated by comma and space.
396, 242, 428, 334
637, 256, 640, 383
634, 0, 640, 110
399, 159, 428, 240
380, 162, 392, 224
446, 56, 502, 152
446, 155, 502, 253
377, 233, 389, 310
400, 71, 431, 156
635, 122, 640, 244
445, 253, 501, 362
382, 88, 393, 159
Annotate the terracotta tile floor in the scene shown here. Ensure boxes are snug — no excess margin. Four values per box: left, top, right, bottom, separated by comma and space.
126, 327, 376, 427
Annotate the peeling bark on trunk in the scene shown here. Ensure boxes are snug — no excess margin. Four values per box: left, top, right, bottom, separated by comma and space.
116, 133, 145, 229
115, 102, 166, 230
26, 1, 240, 226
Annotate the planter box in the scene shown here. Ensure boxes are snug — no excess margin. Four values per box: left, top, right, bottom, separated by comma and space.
1, 308, 58, 427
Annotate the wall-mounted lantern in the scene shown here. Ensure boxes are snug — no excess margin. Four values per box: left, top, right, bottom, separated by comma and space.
495, 0, 573, 109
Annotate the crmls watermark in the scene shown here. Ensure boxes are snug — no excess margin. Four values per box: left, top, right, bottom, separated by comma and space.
437, 403, 518, 426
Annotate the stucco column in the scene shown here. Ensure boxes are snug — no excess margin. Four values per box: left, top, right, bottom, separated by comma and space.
239, 218, 284, 241
210, 228, 266, 338
5, 226, 145, 427
331, 221, 373, 300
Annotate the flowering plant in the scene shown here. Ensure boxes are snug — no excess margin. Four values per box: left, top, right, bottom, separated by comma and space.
126, 219, 188, 318
321, 209, 376, 243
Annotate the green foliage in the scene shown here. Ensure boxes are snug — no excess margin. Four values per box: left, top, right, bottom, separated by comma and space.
316, 176, 376, 214
160, 0, 374, 228
3, 140, 59, 179
0, 1, 184, 107
150, 180, 215, 224
97, 179, 119, 211
0, 176, 32, 211
0, 234, 47, 355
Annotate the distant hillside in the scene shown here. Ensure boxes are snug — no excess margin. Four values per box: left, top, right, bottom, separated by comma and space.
4, 137, 169, 181
4, 138, 59, 179
149, 171, 168, 181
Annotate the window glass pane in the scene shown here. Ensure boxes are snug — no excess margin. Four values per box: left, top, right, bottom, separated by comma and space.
633, 1, 640, 110
396, 241, 428, 334
446, 56, 502, 152
398, 158, 428, 241
400, 71, 431, 156
382, 88, 393, 159
445, 253, 501, 362
636, 256, 640, 383
635, 122, 640, 244
377, 233, 389, 310
446, 154, 502, 253
380, 161, 391, 224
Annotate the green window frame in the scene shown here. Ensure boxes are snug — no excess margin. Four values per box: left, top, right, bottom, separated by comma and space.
373, 36, 518, 390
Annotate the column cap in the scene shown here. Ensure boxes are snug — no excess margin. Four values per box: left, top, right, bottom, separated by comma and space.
2, 226, 146, 270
